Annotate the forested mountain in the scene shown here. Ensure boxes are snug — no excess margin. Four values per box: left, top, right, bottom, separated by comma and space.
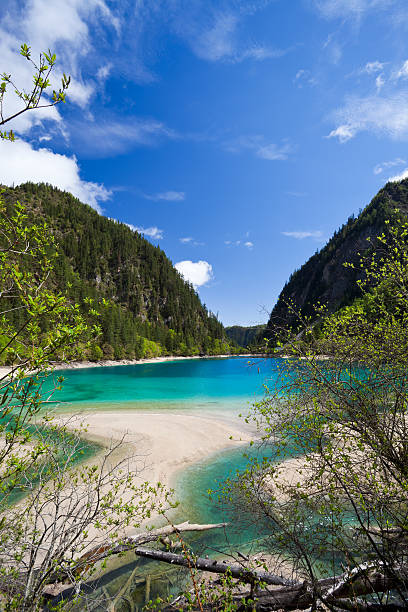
263, 179, 408, 344
225, 325, 265, 348
1, 182, 232, 361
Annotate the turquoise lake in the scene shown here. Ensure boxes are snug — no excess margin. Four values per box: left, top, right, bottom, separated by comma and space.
50, 356, 285, 541
49, 356, 281, 410
51, 357, 288, 608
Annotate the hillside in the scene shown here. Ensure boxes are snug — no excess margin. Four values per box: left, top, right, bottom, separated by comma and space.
263, 179, 408, 344
225, 325, 265, 348
1, 182, 231, 361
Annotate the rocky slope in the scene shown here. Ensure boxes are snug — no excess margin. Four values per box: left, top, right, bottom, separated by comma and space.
263, 179, 408, 344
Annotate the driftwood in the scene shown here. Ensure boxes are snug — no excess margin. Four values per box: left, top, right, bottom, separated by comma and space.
132, 546, 294, 586
75, 520, 229, 569
43, 524, 408, 610
149, 553, 408, 611
43, 521, 228, 601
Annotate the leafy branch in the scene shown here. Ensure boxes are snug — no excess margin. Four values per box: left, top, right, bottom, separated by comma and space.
0, 43, 70, 141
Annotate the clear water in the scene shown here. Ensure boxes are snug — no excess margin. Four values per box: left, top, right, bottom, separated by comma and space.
46, 356, 278, 411
50, 357, 287, 608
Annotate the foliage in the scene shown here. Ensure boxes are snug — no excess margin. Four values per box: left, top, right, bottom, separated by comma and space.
232, 218, 408, 608
225, 325, 265, 351
1, 183, 232, 362
0, 195, 172, 610
0, 43, 70, 141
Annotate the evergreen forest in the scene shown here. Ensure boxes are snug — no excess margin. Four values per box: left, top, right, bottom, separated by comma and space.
1, 183, 234, 364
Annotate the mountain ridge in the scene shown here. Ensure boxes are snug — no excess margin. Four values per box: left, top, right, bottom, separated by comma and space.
262, 179, 408, 344
1, 182, 232, 362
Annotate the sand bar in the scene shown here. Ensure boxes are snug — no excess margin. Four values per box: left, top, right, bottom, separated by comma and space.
69, 409, 253, 491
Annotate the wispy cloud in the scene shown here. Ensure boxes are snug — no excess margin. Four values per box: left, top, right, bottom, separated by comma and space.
179, 236, 204, 246
175, 260, 213, 287
375, 74, 385, 91
70, 117, 178, 156
313, 0, 394, 20
363, 60, 386, 74
144, 191, 185, 202
322, 32, 343, 64
225, 239, 254, 249
172, 7, 288, 65
328, 91, 408, 142
129, 225, 164, 240
394, 59, 408, 80
96, 62, 113, 81
374, 158, 405, 174
294, 69, 318, 88
286, 191, 308, 197
282, 230, 323, 240
224, 136, 294, 161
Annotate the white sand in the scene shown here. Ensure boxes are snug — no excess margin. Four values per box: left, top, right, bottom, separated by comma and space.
70, 409, 252, 490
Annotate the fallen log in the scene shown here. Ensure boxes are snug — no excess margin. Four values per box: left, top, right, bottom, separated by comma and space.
132, 546, 296, 587
153, 556, 408, 611
42, 521, 228, 602
75, 520, 229, 569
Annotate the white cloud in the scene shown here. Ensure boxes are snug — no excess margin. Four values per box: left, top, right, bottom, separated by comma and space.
71, 117, 177, 156
363, 60, 386, 74
225, 238, 254, 248
282, 230, 323, 240
375, 74, 385, 90
144, 191, 185, 202
179, 236, 204, 246
294, 69, 318, 88
395, 59, 408, 80
175, 260, 213, 287
224, 136, 294, 161
238, 46, 287, 62
256, 142, 293, 161
322, 32, 343, 64
0, 139, 110, 212
0, 0, 119, 135
131, 225, 164, 240
373, 158, 405, 174
96, 62, 113, 81
188, 13, 237, 62
174, 9, 285, 64
328, 124, 356, 142
388, 167, 408, 182
328, 91, 408, 142
314, 0, 394, 20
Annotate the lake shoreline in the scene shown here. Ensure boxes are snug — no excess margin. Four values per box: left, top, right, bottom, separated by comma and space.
0, 353, 268, 379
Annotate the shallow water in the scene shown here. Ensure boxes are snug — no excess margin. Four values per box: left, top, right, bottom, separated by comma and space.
50, 357, 286, 609
46, 356, 279, 411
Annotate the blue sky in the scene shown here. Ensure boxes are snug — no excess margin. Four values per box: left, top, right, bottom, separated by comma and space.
2, 0, 408, 325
